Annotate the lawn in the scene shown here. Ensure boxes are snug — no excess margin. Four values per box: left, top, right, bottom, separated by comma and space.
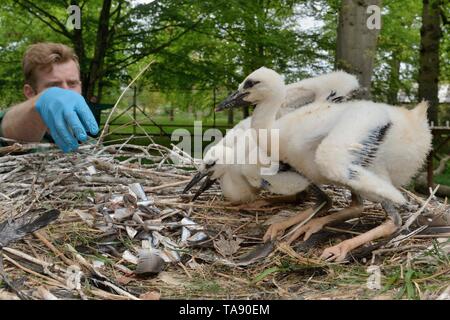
435, 162, 450, 186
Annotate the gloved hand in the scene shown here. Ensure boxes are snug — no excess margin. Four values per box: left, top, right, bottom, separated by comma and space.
35, 87, 99, 153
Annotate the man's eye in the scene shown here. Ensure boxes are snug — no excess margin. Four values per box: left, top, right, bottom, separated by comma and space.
68, 81, 80, 87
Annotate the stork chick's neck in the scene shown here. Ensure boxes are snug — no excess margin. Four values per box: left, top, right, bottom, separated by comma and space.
250, 96, 284, 157
250, 97, 283, 131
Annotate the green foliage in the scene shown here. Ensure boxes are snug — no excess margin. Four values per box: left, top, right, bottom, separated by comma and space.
0, 0, 448, 117
371, 0, 422, 103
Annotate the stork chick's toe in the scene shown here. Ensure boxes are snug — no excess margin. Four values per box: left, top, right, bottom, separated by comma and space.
286, 217, 327, 244
320, 241, 353, 262
263, 206, 324, 242
263, 221, 291, 242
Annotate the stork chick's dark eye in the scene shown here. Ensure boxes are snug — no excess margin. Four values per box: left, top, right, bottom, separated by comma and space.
243, 79, 260, 90
205, 161, 216, 169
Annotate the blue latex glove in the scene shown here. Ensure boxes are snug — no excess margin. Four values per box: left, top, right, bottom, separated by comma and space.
35, 87, 99, 153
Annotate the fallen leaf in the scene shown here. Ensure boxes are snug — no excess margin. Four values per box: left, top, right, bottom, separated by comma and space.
214, 235, 244, 258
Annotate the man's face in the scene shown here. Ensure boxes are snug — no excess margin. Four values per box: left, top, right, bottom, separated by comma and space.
24, 60, 82, 98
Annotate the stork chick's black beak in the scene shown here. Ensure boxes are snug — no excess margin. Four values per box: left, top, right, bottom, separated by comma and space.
192, 176, 217, 201
183, 171, 209, 194
216, 91, 251, 112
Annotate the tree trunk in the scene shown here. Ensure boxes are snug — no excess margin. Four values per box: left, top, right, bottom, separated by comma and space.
86, 0, 112, 100
387, 51, 401, 105
418, 0, 442, 126
97, 79, 104, 103
169, 106, 175, 122
336, 0, 382, 99
67, 0, 87, 96
72, 20, 87, 95
227, 109, 234, 125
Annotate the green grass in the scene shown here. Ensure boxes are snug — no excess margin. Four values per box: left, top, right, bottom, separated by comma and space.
101, 111, 239, 155
435, 163, 450, 186
184, 279, 225, 297
104, 111, 243, 128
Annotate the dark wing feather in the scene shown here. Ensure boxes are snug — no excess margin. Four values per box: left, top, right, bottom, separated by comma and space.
0, 209, 60, 248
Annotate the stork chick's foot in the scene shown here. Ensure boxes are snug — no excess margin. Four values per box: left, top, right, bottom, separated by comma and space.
287, 193, 364, 245
286, 217, 327, 244
263, 207, 317, 242
320, 240, 354, 262
264, 220, 294, 243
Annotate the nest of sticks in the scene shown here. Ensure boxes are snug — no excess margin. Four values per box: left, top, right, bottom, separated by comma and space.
0, 139, 449, 300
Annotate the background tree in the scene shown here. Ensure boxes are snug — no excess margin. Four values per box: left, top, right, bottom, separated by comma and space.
0, 0, 448, 125
336, 0, 382, 99
418, 0, 446, 125
371, 0, 422, 104
4, 0, 200, 101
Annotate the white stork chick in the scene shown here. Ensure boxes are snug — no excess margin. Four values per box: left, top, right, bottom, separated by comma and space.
183, 117, 258, 204
184, 142, 258, 204
217, 67, 432, 262
184, 121, 308, 205
283, 70, 360, 110
184, 71, 360, 207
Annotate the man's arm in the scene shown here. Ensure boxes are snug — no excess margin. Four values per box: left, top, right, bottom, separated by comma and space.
1, 95, 47, 142
1, 88, 99, 153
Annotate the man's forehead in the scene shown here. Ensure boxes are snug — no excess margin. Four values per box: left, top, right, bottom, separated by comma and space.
36, 60, 80, 80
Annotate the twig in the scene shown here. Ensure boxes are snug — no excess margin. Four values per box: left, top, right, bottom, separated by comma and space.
275, 242, 324, 265
402, 185, 440, 231
372, 245, 428, 255
156, 200, 280, 212
323, 226, 362, 235
99, 281, 140, 300
0, 250, 30, 300
3, 247, 68, 276
146, 180, 191, 192
415, 267, 450, 283
96, 60, 155, 148
33, 231, 74, 266
215, 272, 248, 285
2, 253, 68, 289
281, 202, 327, 241
177, 262, 192, 279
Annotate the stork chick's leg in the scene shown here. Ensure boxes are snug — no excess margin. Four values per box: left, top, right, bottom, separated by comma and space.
237, 192, 306, 210
264, 192, 307, 205
320, 201, 402, 262
286, 193, 364, 244
263, 185, 331, 242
